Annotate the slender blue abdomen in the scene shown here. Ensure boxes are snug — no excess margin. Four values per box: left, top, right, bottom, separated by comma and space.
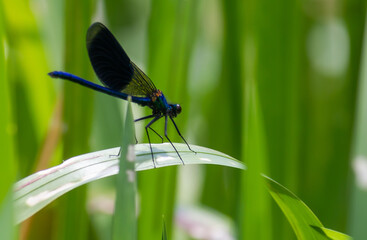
49, 71, 151, 106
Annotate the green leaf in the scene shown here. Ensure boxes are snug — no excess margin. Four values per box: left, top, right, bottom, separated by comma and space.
113, 100, 136, 240
264, 176, 346, 240
3, 0, 55, 177
57, 2, 94, 239
0, 192, 15, 240
14, 143, 243, 224
161, 218, 167, 240
313, 227, 353, 240
348, 8, 367, 240
0, 3, 16, 239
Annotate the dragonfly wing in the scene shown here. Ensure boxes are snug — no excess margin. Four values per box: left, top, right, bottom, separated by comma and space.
87, 22, 157, 97
122, 61, 157, 96
87, 22, 133, 91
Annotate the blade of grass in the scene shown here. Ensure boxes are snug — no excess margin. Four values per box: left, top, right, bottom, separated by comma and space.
243, 0, 305, 238
238, 0, 273, 238
14, 144, 244, 223
2, 0, 55, 178
265, 176, 349, 240
0, 1, 16, 209
162, 219, 167, 240
56, 1, 94, 240
348, 10, 367, 239
113, 100, 136, 240
0, 193, 15, 240
199, 0, 243, 220
241, 79, 272, 239
0, 4, 16, 238
314, 227, 352, 240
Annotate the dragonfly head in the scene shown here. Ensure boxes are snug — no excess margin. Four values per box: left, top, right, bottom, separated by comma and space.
168, 104, 182, 118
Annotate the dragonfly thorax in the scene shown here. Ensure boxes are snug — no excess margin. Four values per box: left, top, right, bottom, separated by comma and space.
150, 90, 181, 118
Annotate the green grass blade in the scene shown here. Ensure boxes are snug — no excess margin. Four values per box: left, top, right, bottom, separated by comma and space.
314, 227, 353, 240
113, 100, 136, 240
241, 82, 272, 239
0, 193, 15, 240
56, 1, 94, 239
0, 4, 15, 203
0, 3, 16, 238
348, 9, 367, 240
265, 176, 330, 240
200, 0, 243, 221
3, 0, 55, 177
14, 144, 244, 224
161, 219, 167, 240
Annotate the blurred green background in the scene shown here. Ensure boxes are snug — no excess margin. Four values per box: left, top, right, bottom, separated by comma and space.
1, 0, 367, 239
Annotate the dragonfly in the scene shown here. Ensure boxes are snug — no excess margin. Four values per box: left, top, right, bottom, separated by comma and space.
49, 22, 195, 168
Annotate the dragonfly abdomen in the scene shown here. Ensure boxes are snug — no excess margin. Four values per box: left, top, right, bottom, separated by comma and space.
49, 71, 151, 106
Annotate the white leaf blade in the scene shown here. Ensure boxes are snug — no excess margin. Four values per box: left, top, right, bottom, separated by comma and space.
14, 144, 244, 223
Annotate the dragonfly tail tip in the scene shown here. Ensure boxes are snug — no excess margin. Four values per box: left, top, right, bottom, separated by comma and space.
48, 71, 57, 78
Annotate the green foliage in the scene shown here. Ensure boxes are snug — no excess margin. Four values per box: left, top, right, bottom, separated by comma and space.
348, 12, 367, 239
0, 2, 16, 239
1, 0, 365, 239
14, 144, 244, 224
13, 145, 350, 239
113, 101, 136, 239
55, 1, 94, 240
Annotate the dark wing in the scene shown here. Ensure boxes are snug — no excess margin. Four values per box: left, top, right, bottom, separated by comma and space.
86, 22, 156, 96
87, 22, 133, 91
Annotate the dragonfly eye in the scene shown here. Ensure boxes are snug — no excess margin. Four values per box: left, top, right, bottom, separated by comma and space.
176, 104, 182, 114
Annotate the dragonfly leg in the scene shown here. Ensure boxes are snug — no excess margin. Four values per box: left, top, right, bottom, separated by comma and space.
145, 115, 162, 168
109, 147, 121, 158
134, 115, 154, 143
165, 115, 185, 165
169, 116, 196, 154
135, 115, 163, 143
149, 127, 164, 143
135, 135, 138, 144
135, 114, 155, 122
